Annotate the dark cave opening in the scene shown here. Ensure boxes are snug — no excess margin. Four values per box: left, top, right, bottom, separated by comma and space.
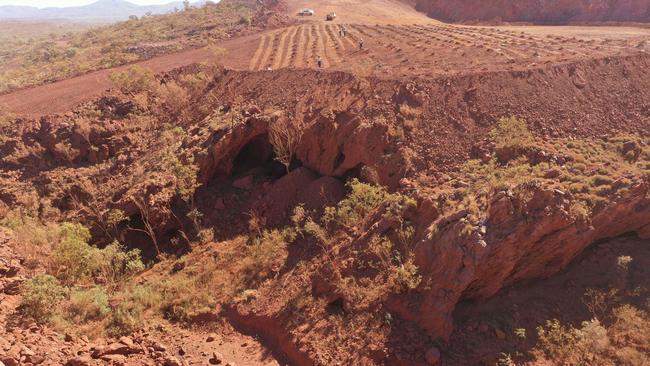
118, 213, 187, 261
231, 134, 287, 179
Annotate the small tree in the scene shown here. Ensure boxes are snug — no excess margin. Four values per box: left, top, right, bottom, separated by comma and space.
130, 195, 162, 257
109, 65, 155, 95
0, 105, 16, 129
268, 117, 304, 173
21, 275, 67, 323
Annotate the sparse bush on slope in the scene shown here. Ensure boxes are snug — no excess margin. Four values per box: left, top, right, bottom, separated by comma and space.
0, 0, 263, 93
7, 217, 145, 333
109, 65, 156, 95
52, 222, 144, 286
20, 275, 67, 323
532, 306, 650, 365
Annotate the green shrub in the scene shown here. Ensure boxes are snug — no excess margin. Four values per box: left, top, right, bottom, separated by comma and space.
107, 301, 143, 336
106, 284, 161, 335
239, 15, 252, 25
109, 65, 155, 95
52, 223, 95, 284
591, 175, 614, 187
241, 229, 289, 287
335, 179, 391, 224
52, 223, 144, 286
21, 275, 67, 323
128, 284, 163, 310
489, 116, 534, 149
0, 213, 57, 270
161, 275, 215, 322
530, 312, 650, 365
0, 106, 16, 129
65, 286, 110, 323
329, 179, 415, 228
569, 201, 591, 222
394, 259, 422, 291
92, 242, 145, 289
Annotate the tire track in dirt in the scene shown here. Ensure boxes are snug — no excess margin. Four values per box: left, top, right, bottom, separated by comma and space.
249, 33, 269, 70
307, 24, 320, 68
398, 25, 437, 57
272, 28, 291, 70
316, 24, 337, 67
257, 31, 277, 70
382, 25, 421, 47
293, 25, 307, 68
378, 25, 429, 65
303, 24, 314, 68
325, 25, 347, 63
282, 26, 299, 68
346, 24, 366, 47
339, 24, 359, 49
266, 31, 283, 70
466, 29, 530, 59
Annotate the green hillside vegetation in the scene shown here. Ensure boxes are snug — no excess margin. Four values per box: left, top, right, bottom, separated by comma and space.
0, 21, 94, 47
0, 0, 263, 94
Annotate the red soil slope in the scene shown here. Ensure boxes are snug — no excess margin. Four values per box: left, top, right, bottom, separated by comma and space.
2, 0, 650, 118
415, 0, 650, 24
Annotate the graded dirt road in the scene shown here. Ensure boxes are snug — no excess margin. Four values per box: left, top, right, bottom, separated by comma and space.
1, 0, 650, 117
0, 47, 217, 117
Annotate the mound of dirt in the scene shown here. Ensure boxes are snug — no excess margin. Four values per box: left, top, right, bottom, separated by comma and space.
415, 0, 650, 24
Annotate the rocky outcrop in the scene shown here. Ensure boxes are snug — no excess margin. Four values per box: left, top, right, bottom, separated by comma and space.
398, 183, 650, 339
415, 0, 650, 24
228, 176, 649, 364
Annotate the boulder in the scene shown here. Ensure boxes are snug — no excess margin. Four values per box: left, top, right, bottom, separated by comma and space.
232, 175, 254, 190
91, 342, 141, 358
65, 356, 92, 366
209, 351, 224, 365
206, 333, 217, 342
118, 336, 134, 347
424, 347, 441, 365
0, 357, 19, 366
164, 356, 182, 366
494, 328, 506, 340
152, 342, 167, 352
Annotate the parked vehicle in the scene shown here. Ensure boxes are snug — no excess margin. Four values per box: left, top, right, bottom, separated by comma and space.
299, 8, 315, 16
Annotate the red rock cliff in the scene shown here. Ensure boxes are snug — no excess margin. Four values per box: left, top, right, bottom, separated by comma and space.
414, 0, 650, 23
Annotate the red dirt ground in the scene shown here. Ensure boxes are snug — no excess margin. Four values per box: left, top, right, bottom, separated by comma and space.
1, 2, 650, 363
447, 234, 650, 365
1, 0, 650, 117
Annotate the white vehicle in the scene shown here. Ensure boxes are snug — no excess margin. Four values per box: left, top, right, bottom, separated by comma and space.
299, 8, 315, 16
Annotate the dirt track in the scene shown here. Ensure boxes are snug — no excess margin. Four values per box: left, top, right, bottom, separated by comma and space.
2, 0, 650, 117
0, 47, 213, 116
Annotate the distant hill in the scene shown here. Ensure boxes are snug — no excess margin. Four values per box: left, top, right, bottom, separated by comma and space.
0, 0, 208, 22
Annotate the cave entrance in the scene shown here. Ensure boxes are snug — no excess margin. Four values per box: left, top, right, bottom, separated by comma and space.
231, 134, 286, 179
120, 213, 159, 260
119, 213, 188, 261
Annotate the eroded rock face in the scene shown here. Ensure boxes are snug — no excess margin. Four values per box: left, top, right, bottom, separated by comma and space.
226, 175, 649, 365
415, 0, 650, 23
397, 184, 650, 339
